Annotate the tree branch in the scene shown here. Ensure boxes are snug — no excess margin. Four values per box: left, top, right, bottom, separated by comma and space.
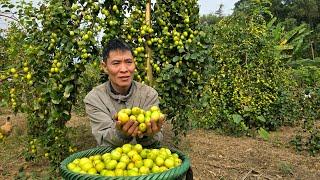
0, 13, 26, 32
0, 13, 19, 22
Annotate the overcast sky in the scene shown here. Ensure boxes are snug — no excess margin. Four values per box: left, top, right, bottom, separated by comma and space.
0, 0, 238, 29
199, 0, 238, 15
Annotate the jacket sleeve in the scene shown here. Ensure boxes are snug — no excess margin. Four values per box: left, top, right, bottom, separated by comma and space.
137, 87, 163, 147
84, 91, 132, 147
142, 87, 160, 110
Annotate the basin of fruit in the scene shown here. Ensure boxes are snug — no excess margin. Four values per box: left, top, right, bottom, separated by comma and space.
60, 143, 190, 180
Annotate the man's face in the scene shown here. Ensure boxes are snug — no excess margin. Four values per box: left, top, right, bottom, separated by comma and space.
102, 49, 135, 91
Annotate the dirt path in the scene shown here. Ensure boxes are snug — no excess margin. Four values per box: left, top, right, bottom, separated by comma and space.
1, 110, 319, 179
184, 129, 320, 179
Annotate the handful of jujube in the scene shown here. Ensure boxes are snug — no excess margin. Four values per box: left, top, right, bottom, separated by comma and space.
115, 106, 165, 133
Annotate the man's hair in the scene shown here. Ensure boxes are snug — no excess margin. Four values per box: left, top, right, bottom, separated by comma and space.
102, 38, 133, 62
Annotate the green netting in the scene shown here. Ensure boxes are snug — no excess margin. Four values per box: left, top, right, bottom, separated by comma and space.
60, 146, 190, 180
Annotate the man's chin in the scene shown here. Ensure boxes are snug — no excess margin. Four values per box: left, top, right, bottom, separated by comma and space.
118, 81, 132, 88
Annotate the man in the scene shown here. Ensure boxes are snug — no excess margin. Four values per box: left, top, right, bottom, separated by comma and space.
84, 39, 193, 180
84, 38, 163, 147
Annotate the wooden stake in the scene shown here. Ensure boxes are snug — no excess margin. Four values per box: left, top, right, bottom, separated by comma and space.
145, 0, 153, 85
310, 41, 315, 60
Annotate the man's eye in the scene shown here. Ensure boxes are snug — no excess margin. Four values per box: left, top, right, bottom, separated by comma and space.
126, 59, 133, 63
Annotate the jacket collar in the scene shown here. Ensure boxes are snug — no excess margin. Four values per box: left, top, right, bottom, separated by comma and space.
106, 81, 135, 102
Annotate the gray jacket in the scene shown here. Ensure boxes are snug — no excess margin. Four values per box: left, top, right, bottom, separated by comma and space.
84, 81, 163, 147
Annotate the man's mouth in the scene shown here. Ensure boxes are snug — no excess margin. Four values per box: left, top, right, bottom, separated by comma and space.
119, 76, 130, 81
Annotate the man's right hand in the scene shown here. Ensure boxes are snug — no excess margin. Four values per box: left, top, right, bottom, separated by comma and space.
116, 120, 142, 137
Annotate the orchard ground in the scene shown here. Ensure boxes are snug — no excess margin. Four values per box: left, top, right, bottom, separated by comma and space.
0, 109, 319, 179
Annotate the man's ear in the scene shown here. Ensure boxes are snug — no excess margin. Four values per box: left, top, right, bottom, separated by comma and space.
101, 61, 108, 74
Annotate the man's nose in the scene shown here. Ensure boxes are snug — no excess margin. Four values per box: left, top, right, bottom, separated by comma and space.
119, 63, 128, 72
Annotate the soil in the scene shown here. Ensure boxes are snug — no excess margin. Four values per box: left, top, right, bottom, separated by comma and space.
0, 109, 319, 179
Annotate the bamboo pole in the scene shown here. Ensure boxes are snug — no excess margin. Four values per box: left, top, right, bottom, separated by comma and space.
145, 0, 153, 85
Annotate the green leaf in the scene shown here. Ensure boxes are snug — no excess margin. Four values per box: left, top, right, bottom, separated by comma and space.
176, 78, 182, 84
63, 84, 74, 98
178, 48, 185, 53
207, 56, 214, 62
0, 99, 8, 107
163, 74, 170, 80
37, 50, 45, 56
276, 45, 293, 51
243, 106, 251, 112
173, 67, 181, 74
198, 57, 205, 62
52, 99, 61, 104
190, 54, 197, 60
33, 101, 40, 110
267, 17, 276, 28
257, 115, 266, 122
62, 74, 76, 83
184, 53, 190, 60
63, 110, 70, 115
232, 114, 243, 124
172, 56, 179, 62
258, 127, 269, 141
39, 113, 45, 119
201, 101, 208, 107
51, 107, 60, 120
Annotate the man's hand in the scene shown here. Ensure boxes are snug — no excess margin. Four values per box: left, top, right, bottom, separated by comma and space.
115, 113, 165, 138
144, 116, 164, 137
116, 120, 142, 137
